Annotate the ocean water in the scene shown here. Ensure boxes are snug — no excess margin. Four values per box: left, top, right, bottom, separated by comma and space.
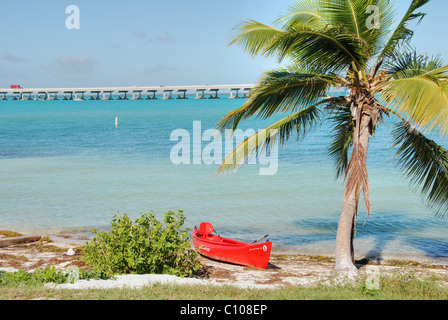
1, 97, 448, 262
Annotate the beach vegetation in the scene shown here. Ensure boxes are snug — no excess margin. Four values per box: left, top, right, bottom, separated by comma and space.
82, 209, 202, 277
0, 266, 110, 287
28, 237, 69, 253
218, 0, 448, 275
0, 230, 22, 238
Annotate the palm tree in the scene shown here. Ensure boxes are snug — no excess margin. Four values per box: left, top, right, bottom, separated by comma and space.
217, 0, 448, 275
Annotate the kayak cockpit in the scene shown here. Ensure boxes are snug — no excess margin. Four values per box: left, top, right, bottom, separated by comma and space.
193, 225, 245, 246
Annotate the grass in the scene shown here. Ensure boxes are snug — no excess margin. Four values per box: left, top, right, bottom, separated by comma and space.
1, 271, 448, 300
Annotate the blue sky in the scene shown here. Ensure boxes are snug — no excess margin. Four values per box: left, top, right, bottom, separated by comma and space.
0, 0, 446, 88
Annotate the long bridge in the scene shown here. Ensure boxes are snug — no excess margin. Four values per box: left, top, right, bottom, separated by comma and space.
0, 84, 255, 101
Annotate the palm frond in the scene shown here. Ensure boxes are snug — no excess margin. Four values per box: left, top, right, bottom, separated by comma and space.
326, 102, 353, 178
270, 23, 363, 71
229, 20, 285, 58
343, 108, 371, 216
217, 105, 320, 173
385, 50, 444, 78
321, 0, 395, 63
392, 120, 448, 219
217, 66, 338, 131
230, 8, 365, 72
379, 0, 430, 60
274, 0, 329, 30
378, 64, 448, 137
344, 139, 370, 216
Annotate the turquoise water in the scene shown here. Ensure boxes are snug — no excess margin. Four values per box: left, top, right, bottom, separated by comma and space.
1, 98, 448, 262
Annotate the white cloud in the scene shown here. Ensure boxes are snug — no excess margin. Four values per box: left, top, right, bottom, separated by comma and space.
48, 55, 97, 74
155, 31, 173, 42
132, 30, 147, 39
2, 52, 29, 63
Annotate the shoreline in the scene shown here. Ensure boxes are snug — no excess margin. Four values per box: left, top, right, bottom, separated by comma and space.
2, 230, 448, 290
2, 230, 448, 270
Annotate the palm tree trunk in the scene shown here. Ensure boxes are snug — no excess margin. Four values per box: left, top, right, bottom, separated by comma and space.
335, 187, 358, 273
334, 114, 371, 274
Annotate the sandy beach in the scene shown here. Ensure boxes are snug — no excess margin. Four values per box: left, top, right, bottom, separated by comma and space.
2, 232, 448, 290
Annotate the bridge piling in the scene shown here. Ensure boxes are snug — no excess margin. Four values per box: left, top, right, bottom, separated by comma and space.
74, 91, 85, 100
195, 89, 205, 99
229, 88, 240, 99
146, 90, 157, 99
209, 89, 219, 99
132, 90, 142, 100
102, 91, 113, 100
91, 91, 101, 100
177, 89, 187, 99
118, 91, 128, 100
162, 90, 173, 100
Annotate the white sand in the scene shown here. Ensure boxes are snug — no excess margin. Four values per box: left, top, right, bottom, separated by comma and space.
47, 273, 280, 290
48, 274, 217, 290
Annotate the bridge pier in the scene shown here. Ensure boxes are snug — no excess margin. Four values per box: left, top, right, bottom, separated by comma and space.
177, 89, 187, 99
162, 90, 173, 100
38, 92, 48, 100
132, 90, 142, 100
229, 88, 240, 99
243, 88, 251, 98
102, 91, 113, 100
74, 91, 85, 100
48, 92, 58, 100
63, 91, 73, 100
195, 89, 205, 99
0, 92, 7, 100
209, 89, 219, 99
146, 90, 157, 99
90, 91, 101, 100
118, 90, 128, 100
13, 92, 22, 100
19, 92, 32, 100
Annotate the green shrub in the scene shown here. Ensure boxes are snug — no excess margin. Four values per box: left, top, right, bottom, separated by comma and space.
0, 266, 111, 287
82, 210, 202, 277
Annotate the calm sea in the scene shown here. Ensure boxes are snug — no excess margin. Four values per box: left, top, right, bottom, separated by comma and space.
1, 97, 448, 262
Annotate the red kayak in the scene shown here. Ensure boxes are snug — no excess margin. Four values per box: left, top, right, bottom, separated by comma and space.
192, 222, 272, 269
